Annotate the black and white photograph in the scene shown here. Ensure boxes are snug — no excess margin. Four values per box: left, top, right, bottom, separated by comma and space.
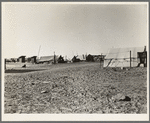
2, 2, 149, 121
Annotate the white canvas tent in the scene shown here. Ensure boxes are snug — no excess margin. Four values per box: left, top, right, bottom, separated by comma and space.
37, 55, 59, 63
77, 55, 86, 61
104, 47, 144, 67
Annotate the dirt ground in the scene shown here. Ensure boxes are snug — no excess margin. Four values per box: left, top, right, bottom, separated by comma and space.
4, 62, 147, 114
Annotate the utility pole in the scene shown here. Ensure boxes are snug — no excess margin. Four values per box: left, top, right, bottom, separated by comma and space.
130, 50, 131, 68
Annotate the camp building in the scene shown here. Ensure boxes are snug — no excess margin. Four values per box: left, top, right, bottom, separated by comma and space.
27, 56, 37, 63
18, 56, 26, 63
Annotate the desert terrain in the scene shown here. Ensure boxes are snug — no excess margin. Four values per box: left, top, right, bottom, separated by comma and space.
4, 62, 147, 114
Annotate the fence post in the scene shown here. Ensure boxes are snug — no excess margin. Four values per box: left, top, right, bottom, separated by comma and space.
130, 50, 131, 68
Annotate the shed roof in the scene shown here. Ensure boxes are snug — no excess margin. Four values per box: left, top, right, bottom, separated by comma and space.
31, 56, 37, 58
18, 56, 26, 58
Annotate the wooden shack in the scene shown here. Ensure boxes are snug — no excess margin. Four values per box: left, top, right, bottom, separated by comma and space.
18, 56, 26, 63
31, 56, 37, 64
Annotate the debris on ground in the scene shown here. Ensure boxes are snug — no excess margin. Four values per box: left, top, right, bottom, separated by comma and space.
4, 63, 147, 114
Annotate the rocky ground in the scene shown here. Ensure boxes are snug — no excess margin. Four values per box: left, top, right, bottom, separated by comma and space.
4, 62, 147, 114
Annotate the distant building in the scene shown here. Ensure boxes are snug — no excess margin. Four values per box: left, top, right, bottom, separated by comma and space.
93, 55, 106, 62
18, 56, 26, 63
27, 56, 37, 63
27, 57, 31, 63
10, 58, 18, 62
86, 54, 94, 62
85, 54, 105, 62
38, 55, 59, 64
5, 58, 12, 62
77, 55, 86, 61
31, 56, 37, 63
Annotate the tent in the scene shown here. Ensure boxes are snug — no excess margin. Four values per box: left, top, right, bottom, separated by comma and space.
77, 55, 86, 61
38, 55, 59, 63
104, 47, 144, 67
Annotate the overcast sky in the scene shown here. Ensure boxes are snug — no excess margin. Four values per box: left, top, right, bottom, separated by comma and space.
2, 2, 148, 59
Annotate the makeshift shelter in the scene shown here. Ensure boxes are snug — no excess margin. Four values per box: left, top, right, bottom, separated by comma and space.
77, 55, 86, 61
18, 56, 26, 63
27, 56, 37, 63
93, 55, 106, 62
72, 56, 80, 62
31, 56, 37, 63
11, 58, 18, 62
38, 55, 59, 64
5, 58, 12, 62
27, 57, 31, 63
86, 54, 94, 62
104, 47, 144, 67
58, 55, 68, 63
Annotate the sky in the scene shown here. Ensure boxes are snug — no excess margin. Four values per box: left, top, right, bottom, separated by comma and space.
2, 2, 148, 59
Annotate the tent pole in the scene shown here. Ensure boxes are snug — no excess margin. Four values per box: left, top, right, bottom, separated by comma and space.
130, 50, 131, 68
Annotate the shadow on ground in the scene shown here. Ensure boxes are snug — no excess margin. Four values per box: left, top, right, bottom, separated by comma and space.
5, 69, 46, 73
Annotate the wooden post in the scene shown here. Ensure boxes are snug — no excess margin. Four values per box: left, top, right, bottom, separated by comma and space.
5, 59, 6, 70
144, 46, 147, 67
130, 50, 131, 68
54, 52, 56, 64
100, 53, 102, 68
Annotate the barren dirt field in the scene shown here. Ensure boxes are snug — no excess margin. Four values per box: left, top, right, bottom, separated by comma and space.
4, 62, 147, 114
